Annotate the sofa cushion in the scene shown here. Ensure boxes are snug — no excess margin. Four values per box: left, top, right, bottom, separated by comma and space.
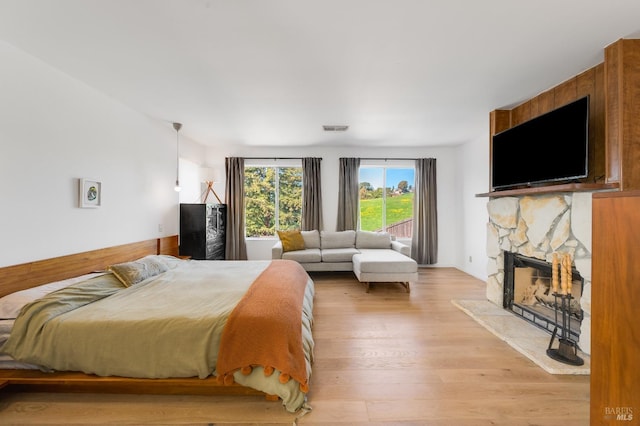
277, 230, 306, 252
321, 248, 360, 263
356, 231, 392, 249
301, 230, 320, 249
353, 249, 418, 273
282, 248, 322, 263
321, 230, 356, 249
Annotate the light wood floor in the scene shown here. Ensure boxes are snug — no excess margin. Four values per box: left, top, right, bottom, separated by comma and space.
0, 268, 590, 425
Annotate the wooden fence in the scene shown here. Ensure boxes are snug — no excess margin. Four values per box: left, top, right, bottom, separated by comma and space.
378, 218, 413, 238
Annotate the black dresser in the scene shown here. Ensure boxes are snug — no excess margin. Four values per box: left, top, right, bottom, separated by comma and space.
179, 203, 226, 260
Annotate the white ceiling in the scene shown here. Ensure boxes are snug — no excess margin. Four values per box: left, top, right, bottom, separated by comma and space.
2, 0, 640, 148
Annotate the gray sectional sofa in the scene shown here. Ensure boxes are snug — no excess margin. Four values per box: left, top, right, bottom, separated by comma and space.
272, 230, 418, 292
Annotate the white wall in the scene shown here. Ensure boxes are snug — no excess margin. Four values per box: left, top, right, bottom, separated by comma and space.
0, 41, 186, 267
0, 40, 492, 275
457, 130, 490, 281
199, 145, 461, 265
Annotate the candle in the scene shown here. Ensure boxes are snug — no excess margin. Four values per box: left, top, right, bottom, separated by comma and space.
560, 253, 568, 295
552, 253, 558, 293
565, 254, 572, 295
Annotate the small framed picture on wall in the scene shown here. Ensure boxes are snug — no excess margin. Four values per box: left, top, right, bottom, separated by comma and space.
79, 178, 102, 208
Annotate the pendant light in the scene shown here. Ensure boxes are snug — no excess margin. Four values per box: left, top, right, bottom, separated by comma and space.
173, 122, 182, 192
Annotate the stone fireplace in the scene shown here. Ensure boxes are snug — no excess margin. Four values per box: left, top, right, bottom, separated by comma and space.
503, 251, 583, 341
486, 193, 592, 354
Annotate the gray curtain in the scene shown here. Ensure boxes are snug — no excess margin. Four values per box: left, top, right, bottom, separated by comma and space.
411, 158, 438, 264
224, 157, 248, 260
336, 157, 360, 231
302, 157, 323, 231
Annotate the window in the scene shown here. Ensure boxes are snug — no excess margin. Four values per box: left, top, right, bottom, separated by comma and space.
359, 166, 415, 238
244, 165, 303, 237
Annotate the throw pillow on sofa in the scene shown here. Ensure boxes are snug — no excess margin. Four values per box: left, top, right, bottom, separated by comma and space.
277, 230, 306, 252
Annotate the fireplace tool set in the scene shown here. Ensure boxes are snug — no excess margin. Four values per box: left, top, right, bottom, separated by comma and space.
546, 253, 584, 366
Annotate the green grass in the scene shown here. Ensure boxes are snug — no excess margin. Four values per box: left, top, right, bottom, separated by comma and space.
360, 193, 414, 231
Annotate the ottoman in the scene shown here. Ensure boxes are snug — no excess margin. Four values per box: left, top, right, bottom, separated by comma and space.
352, 249, 419, 293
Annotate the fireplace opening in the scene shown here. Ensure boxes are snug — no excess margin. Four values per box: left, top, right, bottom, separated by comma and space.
503, 252, 583, 341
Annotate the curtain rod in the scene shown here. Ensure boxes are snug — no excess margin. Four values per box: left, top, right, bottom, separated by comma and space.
352, 157, 418, 161
242, 157, 322, 160
242, 157, 417, 160
242, 157, 420, 161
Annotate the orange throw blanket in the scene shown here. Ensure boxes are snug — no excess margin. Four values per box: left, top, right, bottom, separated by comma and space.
216, 259, 310, 393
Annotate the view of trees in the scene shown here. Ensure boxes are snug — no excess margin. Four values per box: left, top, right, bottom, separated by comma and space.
359, 180, 412, 199
244, 166, 302, 237
244, 165, 413, 238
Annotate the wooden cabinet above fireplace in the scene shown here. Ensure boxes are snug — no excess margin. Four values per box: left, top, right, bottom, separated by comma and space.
479, 38, 640, 198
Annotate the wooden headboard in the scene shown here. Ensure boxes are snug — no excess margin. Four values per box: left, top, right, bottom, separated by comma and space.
0, 235, 179, 298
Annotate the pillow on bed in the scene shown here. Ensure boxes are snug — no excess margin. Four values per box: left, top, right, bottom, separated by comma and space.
0, 272, 106, 320
277, 230, 306, 252
109, 256, 168, 287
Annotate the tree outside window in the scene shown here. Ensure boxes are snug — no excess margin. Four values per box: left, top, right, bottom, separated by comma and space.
359, 167, 415, 238
244, 166, 302, 237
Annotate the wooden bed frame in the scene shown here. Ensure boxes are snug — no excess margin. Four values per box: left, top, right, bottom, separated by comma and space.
0, 236, 268, 398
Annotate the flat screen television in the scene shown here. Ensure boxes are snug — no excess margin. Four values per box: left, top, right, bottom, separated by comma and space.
492, 95, 589, 190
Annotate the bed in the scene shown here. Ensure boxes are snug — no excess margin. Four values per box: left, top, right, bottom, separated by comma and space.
0, 236, 314, 413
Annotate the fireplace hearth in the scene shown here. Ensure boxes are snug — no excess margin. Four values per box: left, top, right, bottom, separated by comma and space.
503, 252, 583, 341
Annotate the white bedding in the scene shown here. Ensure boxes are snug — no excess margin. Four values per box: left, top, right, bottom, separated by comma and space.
0, 272, 106, 320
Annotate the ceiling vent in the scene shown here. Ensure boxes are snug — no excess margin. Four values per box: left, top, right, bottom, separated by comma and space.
322, 125, 349, 132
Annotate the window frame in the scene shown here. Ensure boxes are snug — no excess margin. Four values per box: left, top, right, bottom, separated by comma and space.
243, 159, 303, 239
358, 160, 415, 238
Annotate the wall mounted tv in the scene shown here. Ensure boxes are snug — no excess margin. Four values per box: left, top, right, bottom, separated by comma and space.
492, 95, 589, 190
